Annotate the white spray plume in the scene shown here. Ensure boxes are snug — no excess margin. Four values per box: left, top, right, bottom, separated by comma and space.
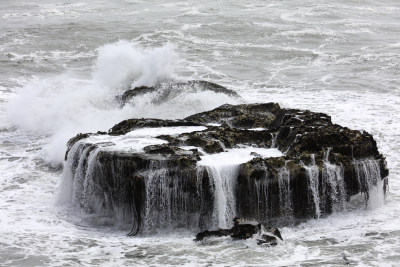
6, 41, 238, 166
92, 41, 178, 91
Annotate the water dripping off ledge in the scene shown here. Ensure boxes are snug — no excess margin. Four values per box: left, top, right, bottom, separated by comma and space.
57, 98, 389, 235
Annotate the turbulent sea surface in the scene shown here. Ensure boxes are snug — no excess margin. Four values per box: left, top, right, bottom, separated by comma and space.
1, 0, 400, 266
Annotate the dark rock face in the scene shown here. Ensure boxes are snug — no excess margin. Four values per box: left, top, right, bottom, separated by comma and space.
185, 103, 279, 128
63, 102, 388, 234
109, 118, 200, 136
194, 218, 283, 246
119, 80, 240, 106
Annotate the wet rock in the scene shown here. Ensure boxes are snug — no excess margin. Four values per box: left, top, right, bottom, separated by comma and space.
194, 229, 231, 241
64, 99, 389, 233
109, 118, 200, 136
185, 103, 279, 128
120, 85, 155, 103
167, 126, 273, 153
120, 80, 240, 105
195, 218, 283, 246
230, 223, 261, 239
65, 133, 94, 160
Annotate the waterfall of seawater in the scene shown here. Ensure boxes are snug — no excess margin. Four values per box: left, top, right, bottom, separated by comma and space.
77, 147, 101, 214
303, 155, 321, 218
302, 148, 385, 218
353, 159, 385, 208
57, 141, 85, 206
62, 141, 207, 232
58, 141, 100, 211
322, 161, 346, 213
270, 133, 278, 148
321, 149, 346, 213
60, 141, 131, 224
277, 163, 293, 219
142, 163, 170, 231
254, 168, 269, 219
141, 161, 204, 232
61, 139, 385, 233
202, 164, 239, 229
197, 147, 283, 229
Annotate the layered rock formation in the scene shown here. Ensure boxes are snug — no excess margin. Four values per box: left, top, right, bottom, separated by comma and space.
61, 90, 388, 234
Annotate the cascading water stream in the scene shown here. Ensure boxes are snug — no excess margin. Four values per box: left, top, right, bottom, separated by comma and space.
59, 132, 386, 237
277, 162, 293, 219
79, 147, 101, 214
197, 147, 283, 229
322, 148, 346, 213
302, 155, 321, 218
254, 168, 269, 219
322, 161, 346, 212
301, 148, 386, 218
270, 133, 278, 148
140, 161, 202, 232
202, 165, 239, 229
353, 159, 385, 208
58, 141, 99, 208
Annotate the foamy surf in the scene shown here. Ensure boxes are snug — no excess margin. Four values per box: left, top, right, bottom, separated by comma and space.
1, 0, 400, 266
6, 42, 239, 166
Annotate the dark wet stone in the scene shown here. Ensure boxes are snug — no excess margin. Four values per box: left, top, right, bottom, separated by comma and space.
65, 97, 389, 233
120, 80, 240, 105
185, 103, 279, 128
194, 229, 231, 241
65, 133, 94, 160
109, 118, 200, 136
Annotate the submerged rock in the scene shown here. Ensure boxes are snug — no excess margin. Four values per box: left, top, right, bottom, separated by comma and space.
62, 100, 389, 234
195, 217, 283, 246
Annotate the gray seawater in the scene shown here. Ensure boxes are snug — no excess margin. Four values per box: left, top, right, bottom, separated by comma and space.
1, 0, 400, 266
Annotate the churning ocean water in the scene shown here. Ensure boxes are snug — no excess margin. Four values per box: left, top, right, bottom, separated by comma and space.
1, 0, 400, 266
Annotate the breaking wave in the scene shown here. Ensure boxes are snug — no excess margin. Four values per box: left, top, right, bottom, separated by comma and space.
6, 41, 238, 166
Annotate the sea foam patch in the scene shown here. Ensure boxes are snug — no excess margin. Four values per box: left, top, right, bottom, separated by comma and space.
84, 126, 207, 152
198, 147, 283, 166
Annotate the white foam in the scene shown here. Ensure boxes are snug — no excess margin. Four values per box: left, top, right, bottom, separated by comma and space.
207, 123, 222, 127
6, 41, 238, 166
84, 126, 207, 152
2, 0, 400, 265
248, 127, 266, 131
198, 147, 283, 166
92, 41, 179, 91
